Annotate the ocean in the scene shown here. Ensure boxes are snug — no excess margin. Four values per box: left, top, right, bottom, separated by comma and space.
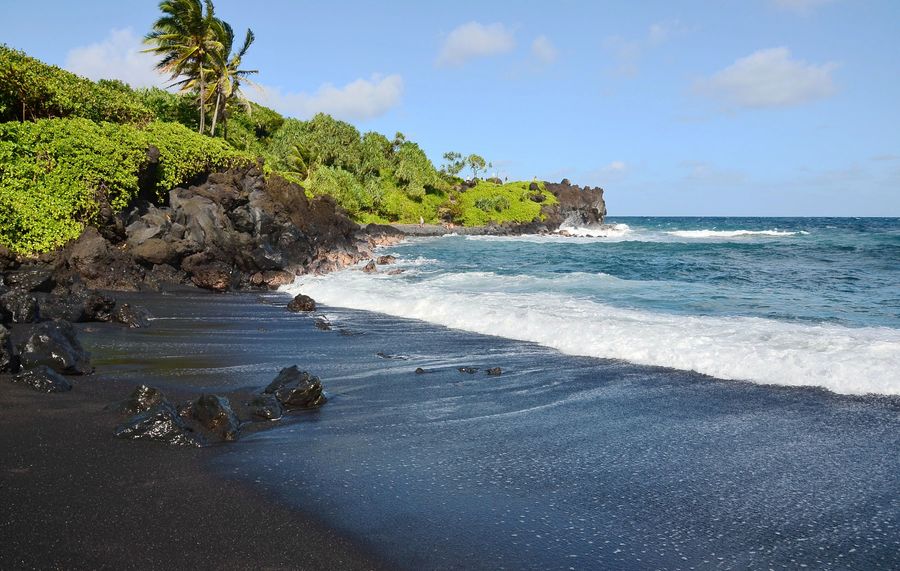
288, 217, 900, 396
85, 218, 900, 570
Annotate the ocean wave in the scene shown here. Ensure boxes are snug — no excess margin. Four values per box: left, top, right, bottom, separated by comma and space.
557, 223, 632, 238
283, 271, 900, 396
666, 229, 808, 238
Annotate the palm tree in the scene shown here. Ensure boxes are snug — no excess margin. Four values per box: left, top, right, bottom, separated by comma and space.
208, 23, 257, 138
144, 0, 223, 134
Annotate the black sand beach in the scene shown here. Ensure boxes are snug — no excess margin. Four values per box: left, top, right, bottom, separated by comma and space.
0, 291, 388, 571
4, 288, 897, 570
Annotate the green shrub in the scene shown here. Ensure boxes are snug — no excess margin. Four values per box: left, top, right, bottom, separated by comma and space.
0, 45, 154, 125
474, 195, 510, 212
306, 164, 372, 217
0, 118, 249, 254
454, 180, 556, 226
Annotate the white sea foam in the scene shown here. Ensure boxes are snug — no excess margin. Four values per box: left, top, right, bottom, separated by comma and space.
666, 229, 807, 238
557, 223, 632, 238
284, 267, 900, 396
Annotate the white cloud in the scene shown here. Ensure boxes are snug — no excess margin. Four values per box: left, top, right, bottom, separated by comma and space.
256, 74, 404, 121
772, 0, 837, 14
531, 35, 559, 65
696, 47, 837, 109
437, 22, 515, 67
65, 28, 165, 88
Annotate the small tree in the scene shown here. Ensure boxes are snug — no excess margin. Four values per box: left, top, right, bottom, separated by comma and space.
440, 151, 465, 177
467, 154, 487, 180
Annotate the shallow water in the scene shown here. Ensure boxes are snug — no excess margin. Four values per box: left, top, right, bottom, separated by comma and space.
85, 291, 900, 570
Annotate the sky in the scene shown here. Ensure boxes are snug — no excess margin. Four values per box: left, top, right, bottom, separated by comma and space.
2, 0, 899, 216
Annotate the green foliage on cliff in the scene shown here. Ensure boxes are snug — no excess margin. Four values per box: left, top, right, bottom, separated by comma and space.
0, 118, 249, 253
454, 180, 556, 226
0, 45, 554, 254
0, 46, 154, 125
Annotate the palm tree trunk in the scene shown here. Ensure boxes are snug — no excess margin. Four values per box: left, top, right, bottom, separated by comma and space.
198, 66, 206, 134
210, 89, 222, 136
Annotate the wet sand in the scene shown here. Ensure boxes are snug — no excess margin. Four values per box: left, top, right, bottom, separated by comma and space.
0, 291, 387, 570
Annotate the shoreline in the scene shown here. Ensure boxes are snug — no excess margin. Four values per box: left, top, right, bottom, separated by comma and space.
0, 289, 390, 571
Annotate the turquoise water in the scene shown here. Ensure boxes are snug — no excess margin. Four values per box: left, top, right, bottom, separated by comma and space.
289, 217, 900, 394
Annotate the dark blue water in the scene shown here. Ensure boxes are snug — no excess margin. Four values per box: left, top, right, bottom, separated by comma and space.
293, 217, 900, 395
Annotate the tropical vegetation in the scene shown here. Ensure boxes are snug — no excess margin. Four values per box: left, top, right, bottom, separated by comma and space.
0, 0, 555, 255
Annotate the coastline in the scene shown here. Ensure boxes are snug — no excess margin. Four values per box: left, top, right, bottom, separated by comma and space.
3, 287, 895, 569
0, 289, 389, 570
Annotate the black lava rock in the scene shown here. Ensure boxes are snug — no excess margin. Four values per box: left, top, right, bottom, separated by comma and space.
287, 294, 316, 312
248, 394, 283, 421
114, 402, 205, 447
119, 384, 166, 416
486, 367, 503, 376
188, 394, 241, 441
415, 367, 426, 375
458, 367, 478, 374
264, 365, 327, 410
11, 366, 73, 393
0, 290, 39, 324
16, 320, 92, 375
113, 303, 152, 328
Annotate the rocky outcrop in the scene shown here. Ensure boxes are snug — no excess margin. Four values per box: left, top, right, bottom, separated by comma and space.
182, 394, 241, 442
43, 167, 394, 293
542, 179, 607, 228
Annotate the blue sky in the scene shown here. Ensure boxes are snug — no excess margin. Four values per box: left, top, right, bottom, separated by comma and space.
3, 0, 899, 215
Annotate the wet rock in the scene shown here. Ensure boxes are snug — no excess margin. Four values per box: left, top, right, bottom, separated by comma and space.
376, 255, 397, 265
11, 366, 73, 393
36, 289, 116, 323
249, 270, 295, 289
386, 269, 405, 275
114, 402, 205, 447
83, 292, 117, 322
314, 317, 332, 331
3, 269, 54, 293
0, 325, 14, 372
113, 304, 152, 328
16, 320, 92, 375
486, 367, 503, 376
119, 384, 166, 416
458, 367, 478, 374
287, 294, 316, 312
248, 394, 283, 421
189, 264, 233, 292
264, 365, 327, 410
188, 394, 241, 441
0, 290, 39, 323
415, 367, 426, 375
362, 260, 377, 273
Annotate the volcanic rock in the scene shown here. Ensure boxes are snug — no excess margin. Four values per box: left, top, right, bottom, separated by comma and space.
114, 402, 205, 447
287, 294, 316, 312
264, 365, 327, 410
11, 366, 73, 393
15, 320, 92, 375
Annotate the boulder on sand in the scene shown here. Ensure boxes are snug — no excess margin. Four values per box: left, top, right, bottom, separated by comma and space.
264, 365, 327, 410
11, 366, 73, 393
114, 402, 205, 447
15, 320, 92, 375
287, 294, 316, 312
